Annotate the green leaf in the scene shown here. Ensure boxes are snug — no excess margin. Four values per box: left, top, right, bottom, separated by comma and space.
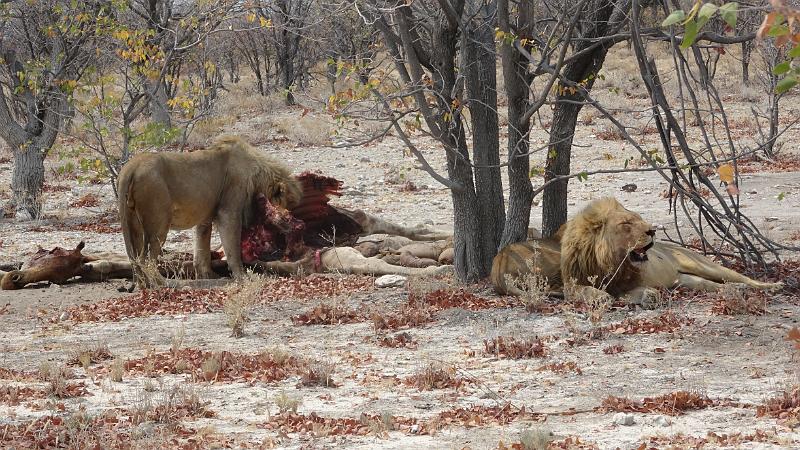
719, 2, 738, 29
774, 61, 791, 75
662, 10, 686, 27
775, 75, 798, 94
768, 24, 789, 37
778, 192, 786, 201
789, 44, 800, 58
681, 20, 699, 50
697, 3, 718, 28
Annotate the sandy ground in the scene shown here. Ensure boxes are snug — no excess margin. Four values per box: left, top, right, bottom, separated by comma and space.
2, 50, 800, 448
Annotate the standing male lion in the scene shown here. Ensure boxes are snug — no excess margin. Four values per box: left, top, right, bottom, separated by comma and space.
118, 136, 302, 287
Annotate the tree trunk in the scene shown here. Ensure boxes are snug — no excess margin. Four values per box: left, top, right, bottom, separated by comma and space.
498, 0, 533, 247
741, 40, 750, 85
148, 79, 171, 127
11, 145, 46, 219
541, 0, 621, 237
542, 101, 581, 236
464, 11, 504, 259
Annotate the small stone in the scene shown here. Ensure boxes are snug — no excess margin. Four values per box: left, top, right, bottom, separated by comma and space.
653, 415, 671, 427
375, 274, 407, 288
613, 412, 635, 426
765, 217, 779, 222
59, 311, 70, 322
410, 424, 420, 434
359, 156, 371, 163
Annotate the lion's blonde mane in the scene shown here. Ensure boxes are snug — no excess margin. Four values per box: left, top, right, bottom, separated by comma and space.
559, 197, 642, 296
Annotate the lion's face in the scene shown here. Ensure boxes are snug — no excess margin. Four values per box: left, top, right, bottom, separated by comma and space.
602, 207, 656, 266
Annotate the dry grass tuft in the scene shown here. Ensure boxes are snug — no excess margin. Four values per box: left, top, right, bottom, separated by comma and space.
224, 272, 265, 337
484, 336, 547, 359
403, 363, 464, 390
67, 342, 113, 368
298, 360, 337, 387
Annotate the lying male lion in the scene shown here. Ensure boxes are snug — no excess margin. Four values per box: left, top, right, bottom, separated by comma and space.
118, 135, 302, 287
493, 197, 783, 304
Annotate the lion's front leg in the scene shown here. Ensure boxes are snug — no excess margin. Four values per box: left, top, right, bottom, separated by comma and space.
622, 286, 662, 309
217, 209, 245, 279
193, 221, 217, 279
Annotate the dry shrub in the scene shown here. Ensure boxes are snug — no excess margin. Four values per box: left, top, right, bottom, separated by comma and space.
69, 193, 100, 208
149, 385, 215, 425
503, 259, 550, 313
274, 390, 302, 413
595, 126, 625, 141
757, 386, 800, 427
109, 358, 124, 382
484, 336, 547, 359
403, 363, 464, 391
376, 331, 417, 349
1, 385, 48, 406
67, 342, 113, 368
371, 299, 435, 331
292, 301, 363, 325
709, 284, 767, 315
37, 362, 88, 399
223, 273, 265, 337
600, 390, 713, 416
602, 344, 625, 355
298, 360, 337, 387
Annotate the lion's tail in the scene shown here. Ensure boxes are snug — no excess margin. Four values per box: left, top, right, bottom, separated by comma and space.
117, 169, 142, 262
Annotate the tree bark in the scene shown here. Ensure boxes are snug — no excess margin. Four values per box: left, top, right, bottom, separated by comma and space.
464, 8, 504, 259
147, 79, 172, 127
541, 101, 581, 236
541, 0, 623, 237
11, 144, 46, 219
498, 0, 533, 247
741, 41, 751, 85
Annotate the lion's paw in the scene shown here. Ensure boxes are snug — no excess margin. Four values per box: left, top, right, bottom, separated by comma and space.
627, 287, 662, 310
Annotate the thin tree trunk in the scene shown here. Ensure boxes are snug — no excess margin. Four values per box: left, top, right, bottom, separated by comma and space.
541, 0, 622, 237
148, 79, 171, 127
542, 101, 581, 236
498, 0, 533, 247
741, 40, 751, 85
464, 12, 504, 259
11, 145, 46, 219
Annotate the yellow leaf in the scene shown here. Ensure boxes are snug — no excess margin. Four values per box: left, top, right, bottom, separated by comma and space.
718, 164, 734, 184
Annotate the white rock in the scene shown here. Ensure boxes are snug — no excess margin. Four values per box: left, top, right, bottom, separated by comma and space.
613, 412, 635, 426
653, 415, 671, 427
375, 274, 407, 288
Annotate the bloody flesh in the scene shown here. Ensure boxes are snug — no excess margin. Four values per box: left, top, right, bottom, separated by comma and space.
240, 172, 363, 264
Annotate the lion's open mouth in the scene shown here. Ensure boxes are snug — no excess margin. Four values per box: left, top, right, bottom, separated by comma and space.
628, 240, 654, 263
